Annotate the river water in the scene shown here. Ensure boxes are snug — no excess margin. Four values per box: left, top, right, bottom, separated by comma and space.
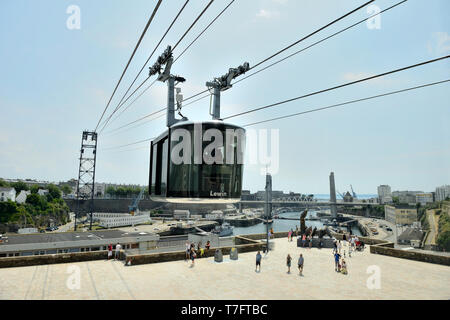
231, 211, 362, 236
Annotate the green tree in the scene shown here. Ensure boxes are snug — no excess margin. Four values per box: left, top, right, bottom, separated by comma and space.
30, 185, 41, 194
0, 179, 10, 187
392, 196, 400, 204
47, 184, 61, 200
106, 186, 116, 197
0, 200, 18, 223
10, 181, 29, 194
26, 193, 48, 212
60, 184, 72, 195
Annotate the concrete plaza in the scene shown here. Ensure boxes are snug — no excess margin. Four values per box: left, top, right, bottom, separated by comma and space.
1, 238, 449, 300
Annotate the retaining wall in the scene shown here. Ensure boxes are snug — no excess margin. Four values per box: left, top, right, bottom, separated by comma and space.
0, 250, 126, 268
125, 237, 264, 266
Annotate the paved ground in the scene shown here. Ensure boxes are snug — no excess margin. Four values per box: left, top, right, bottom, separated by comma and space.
1, 238, 449, 300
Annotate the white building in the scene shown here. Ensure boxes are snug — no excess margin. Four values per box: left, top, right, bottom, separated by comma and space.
15, 190, 31, 204
377, 185, 391, 204
435, 185, 450, 201
93, 212, 151, 228
37, 189, 49, 196
416, 193, 433, 206
0, 187, 16, 202
174, 210, 190, 220
94, 183, 106, 197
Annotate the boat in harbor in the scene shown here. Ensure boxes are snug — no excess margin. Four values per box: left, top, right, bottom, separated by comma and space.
211, 222, 234, 237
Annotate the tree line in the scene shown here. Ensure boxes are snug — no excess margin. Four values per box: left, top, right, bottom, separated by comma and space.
0, 179, 70, 232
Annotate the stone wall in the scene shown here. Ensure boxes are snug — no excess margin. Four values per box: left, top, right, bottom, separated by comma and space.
370, 244, 450, 266
0, 250, 126, 268
125, 240, 264, 266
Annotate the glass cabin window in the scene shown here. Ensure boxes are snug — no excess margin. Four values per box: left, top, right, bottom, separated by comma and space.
167, 123, 245, 200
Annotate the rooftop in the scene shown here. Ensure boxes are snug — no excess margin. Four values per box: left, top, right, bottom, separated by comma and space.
1, 238, 448, 300
0, 230, 155, 246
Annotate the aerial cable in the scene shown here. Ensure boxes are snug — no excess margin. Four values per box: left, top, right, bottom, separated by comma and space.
242, 79, 450, 127
223, 55, 450, 120
98, 0, 190, 133
250, 0, 375, 71
94, 0, 162, 132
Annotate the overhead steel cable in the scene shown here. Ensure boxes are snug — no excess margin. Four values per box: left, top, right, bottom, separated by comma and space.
242, 79, 450, 127
101, 137, 155, 151
173, 0, 215, 51
222, 55, 450, 120
174, 0, 236, 63
102, 0, 404, 133
103, 92, 211, 136
94, 0, 162, 132
99, 0, 218, 134
98, 0, 191, 133
98, 78, 158, 134
178, 0, 380, 103
100, 79, 450, 151
234, 0, 408, 86
249, 0, 375, 71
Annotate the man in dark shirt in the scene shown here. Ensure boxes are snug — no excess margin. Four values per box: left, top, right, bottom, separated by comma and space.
255, 251, 262, 272
334, 252, 341, 272
298, 254, 304, 276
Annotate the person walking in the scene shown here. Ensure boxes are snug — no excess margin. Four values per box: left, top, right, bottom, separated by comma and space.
333, 240, 337, 254
190, 247, 196, 266
185, 241, 190, 261
255, 251, 262, 272
114, 243, 121, 260
298, 254, 304, 276
302, 234, 306, 247
341, 259, 348, 275
334, 251, 341, 272
308, 235, 312, 249
337, 240, 342, 254
107, 244, 112, 260
288, 230, 292, 242
205, 240, 211, 250
286, 254, 292, 273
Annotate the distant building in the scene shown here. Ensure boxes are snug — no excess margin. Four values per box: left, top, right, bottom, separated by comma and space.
385, 205, 418, 225
94, 183, 106, 198
15, 190, 31, 204
415, 193, 433, 206
241, 190, 256, 201
173, 210, 190, 220
0, 187, 16, 202
435, 185, 450, 201
377, 185, 391, 204
93, 212, 151, 228
17, 228, 38, 234
397, 227, 425, 246
392, 191, 423, 204
37, 189, 49, 197
343, 191, 353, 202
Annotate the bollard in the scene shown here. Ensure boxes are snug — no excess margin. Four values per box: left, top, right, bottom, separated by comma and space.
230, 247, 238, 260
214, 249, 223, 262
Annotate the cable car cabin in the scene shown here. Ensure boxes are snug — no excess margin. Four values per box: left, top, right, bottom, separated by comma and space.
149, 120, 245, 203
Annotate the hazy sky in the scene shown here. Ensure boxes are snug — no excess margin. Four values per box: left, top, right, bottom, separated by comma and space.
1, 0, 449, 194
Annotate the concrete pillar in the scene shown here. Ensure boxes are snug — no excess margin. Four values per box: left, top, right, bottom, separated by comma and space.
329, 172, 337, 218
239, 202, 242, 213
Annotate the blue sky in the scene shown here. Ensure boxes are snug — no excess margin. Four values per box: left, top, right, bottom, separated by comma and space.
0, 0, 449, 194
